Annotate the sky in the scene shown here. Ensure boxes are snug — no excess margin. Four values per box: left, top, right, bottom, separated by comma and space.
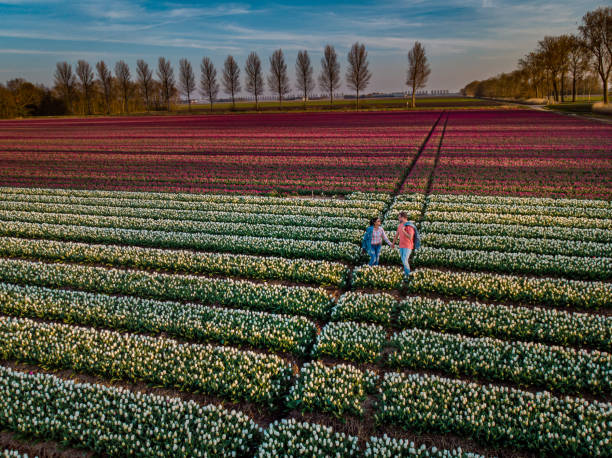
0, 0, 603, 94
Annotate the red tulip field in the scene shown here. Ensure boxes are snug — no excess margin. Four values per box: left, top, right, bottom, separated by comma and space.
0, 108, 610, 457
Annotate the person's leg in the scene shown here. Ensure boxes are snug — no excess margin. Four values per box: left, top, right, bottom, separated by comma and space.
373, 244, 382, 266
400, 248, 412, 276
368, 247, 377, 266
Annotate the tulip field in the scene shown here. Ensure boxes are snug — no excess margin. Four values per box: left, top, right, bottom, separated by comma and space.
0, 109, 611, 457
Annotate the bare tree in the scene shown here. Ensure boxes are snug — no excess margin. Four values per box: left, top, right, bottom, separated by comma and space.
76, 60, 94, 115
318, 44, 341, 107
54, 61, 76, 113
96, 60, 112, 114
346, 42, 372, 109
244, 52, 264, 110
200, 57, 219, 112
518, 52, 547, 99
406, 42, 431, 108
157, 57, 176, 111
222, 55, 241, 109
567, 36, 590, 102
114, 60, 131, 113
178, 58, 196, 112
136, 60, 153, 111
267, 49, 290, 107
295, 50, 314, 109
579, 6, 612, 104
537, 36, 567, 102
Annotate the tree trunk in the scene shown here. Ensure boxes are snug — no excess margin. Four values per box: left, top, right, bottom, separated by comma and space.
560, 74, 565, 103
209, 97, 213, 112
572, 72, 576, 102
356, 89, 359, 110
552, 77, 559, 102
604, 76, 609, 104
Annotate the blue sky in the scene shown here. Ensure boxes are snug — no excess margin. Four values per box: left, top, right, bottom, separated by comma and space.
0, 0, 602, 93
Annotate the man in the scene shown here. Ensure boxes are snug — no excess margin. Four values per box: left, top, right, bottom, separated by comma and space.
392, 211, 415, 277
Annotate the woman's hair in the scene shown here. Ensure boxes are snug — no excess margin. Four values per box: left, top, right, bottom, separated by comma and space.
369, 217, 379, 226
398, 211, 408, 219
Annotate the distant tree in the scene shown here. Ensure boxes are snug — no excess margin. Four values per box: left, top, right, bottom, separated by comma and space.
5, 78, 42, 117
318, 44, 341, 107
200, 57, 219, 112
244, 52, 264, 110
178, 58, 196, 112
406, 42, 431, 108
96, 60, 113, 114
267, 49, 290, 107
157, 57, 176, 111
537, 35, 572, 102
295, 50, 314, 109
76, 60, 95, 114
518, 51, 547, 99
579, 6, 612, 104
54, 61, 76, 113
346, 42, 372, 109
136, 60, 153, 111
567, 35, 590, 102
114, 60, 131, 113
222, 55, 241, 109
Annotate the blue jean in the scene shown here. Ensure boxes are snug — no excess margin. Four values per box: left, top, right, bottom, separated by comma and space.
399, 248, 412, 275
368, 244, 382, 266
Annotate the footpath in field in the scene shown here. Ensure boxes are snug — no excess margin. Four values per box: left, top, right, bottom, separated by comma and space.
0, 109, 611, 457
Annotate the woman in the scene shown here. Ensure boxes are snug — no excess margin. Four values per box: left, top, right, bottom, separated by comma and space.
361, 217, 392, 266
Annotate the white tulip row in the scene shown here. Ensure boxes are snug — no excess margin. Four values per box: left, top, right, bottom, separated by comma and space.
364, 435, 484, 457
0, 220, 360, 262
0, 282, 317, 356
420, 221, 612, 244
428, 193, 611, 209
389, 328, 612, 395
0, 365, 261, 456
408, 246, 611, 280
0, 209, 364, 243
255, 419, 359, 457
0, 186, 387, 210
313, 321, 386, 363
427, 200, 612, 219
0, 316, 293, 406
0, 199, 369, 229
331, 291, 398, 325
0, 193, 380, 218
0, 258, 335, 319
1, 452, 32, 458
425, 210, 611, 230
0, 236, 349, 287
377, 372, 612, 456
398, 296, 612, 352
286, 361, 377, 417
421, 232, 610, 258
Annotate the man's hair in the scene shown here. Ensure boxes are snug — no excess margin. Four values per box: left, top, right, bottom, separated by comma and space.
398, 211, 408, 219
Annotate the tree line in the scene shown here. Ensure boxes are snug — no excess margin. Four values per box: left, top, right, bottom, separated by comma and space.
0, 42, 431, 118
462, 7, 611, 104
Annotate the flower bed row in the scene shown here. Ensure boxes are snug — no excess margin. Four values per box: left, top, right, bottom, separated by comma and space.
0, 220, 360, 262
0, 186, 388, 210
0, 282, 317, 356
398, 296, 612, 352
0, 209, 364, 243
410, 247, 611, 281
0, 258, 335, 319
0, 316, 293, 406
425, 210, 611, 230
389, 328, 612, 395
421, 232, 610, 258
0, 199, 369, 229
428, 193, 611, 209
331, 291, 398, 325
353, 266, 612, 310
312, 321, 386, 363
376, 372, 611, 456
1, 192, 380, 218
286, 362, 377, 417
0, 236, 348, 287
0, 365, 261, 456
427, 200, 612, 219
420, 221, 612, 244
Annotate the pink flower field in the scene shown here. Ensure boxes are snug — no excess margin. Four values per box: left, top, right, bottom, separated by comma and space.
1, 109, 610, 198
